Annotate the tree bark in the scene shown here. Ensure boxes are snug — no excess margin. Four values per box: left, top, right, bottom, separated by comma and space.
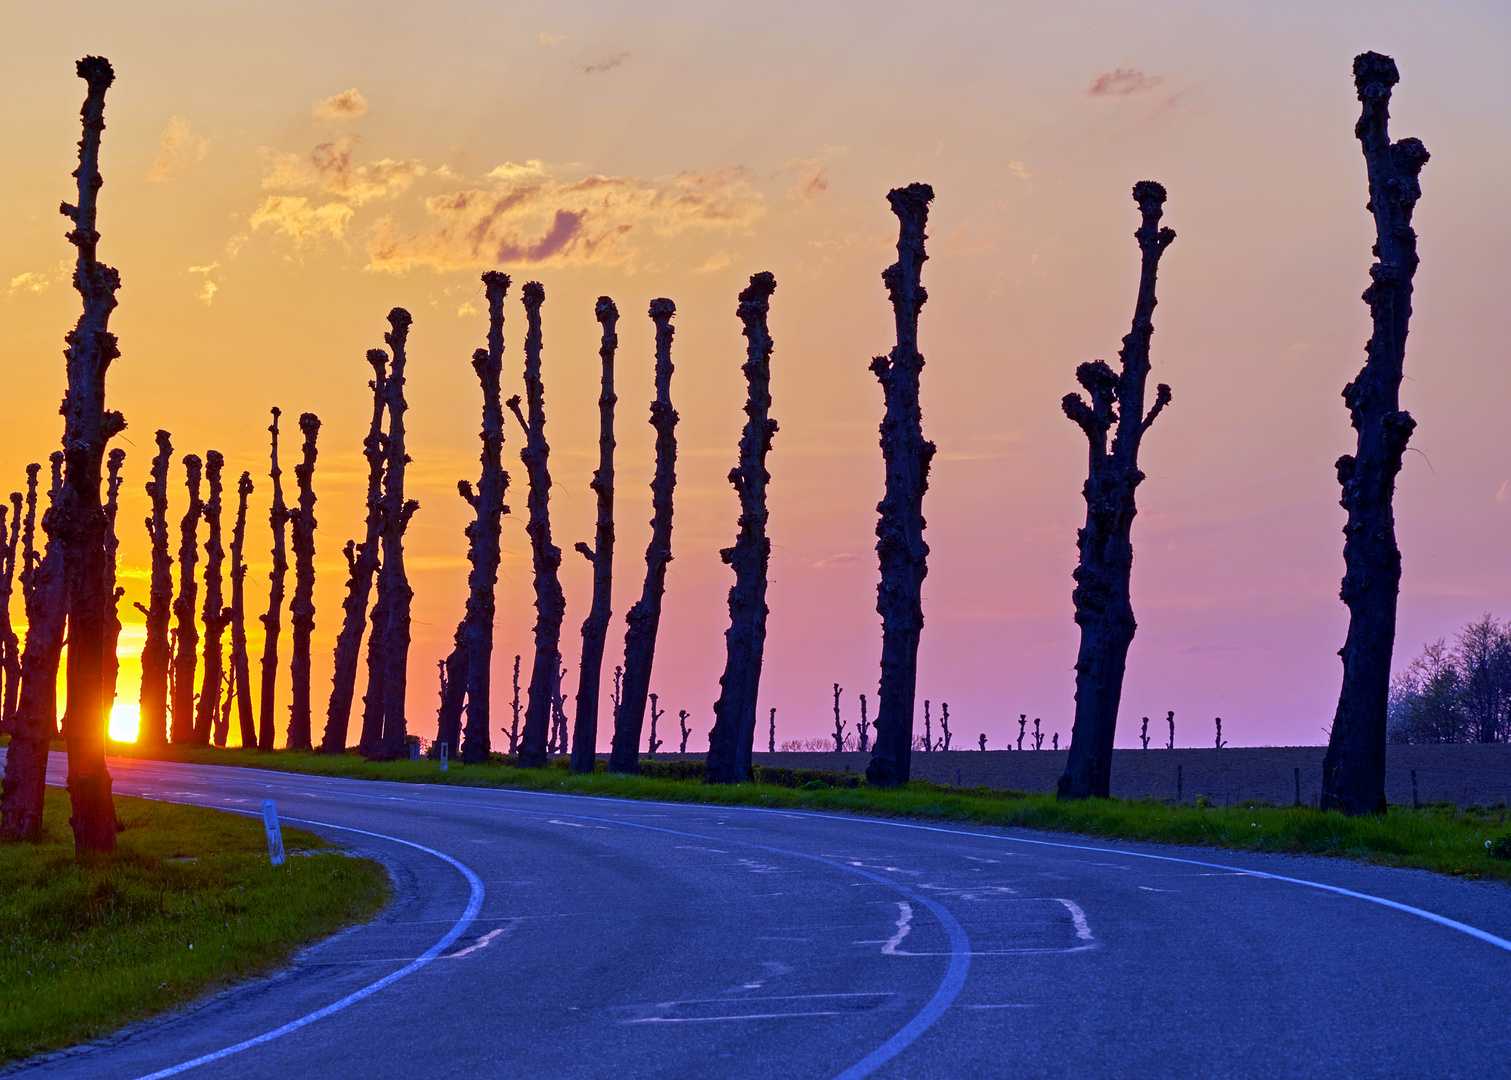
707, 272, 779, 784
508, 284, 565, 769
376, 310, 419, 760
1056, 181, 1176, 802
608, 299, 679, 774
229, 470, 256, 748
257, 408, 289, 751
0, 491, 22, 732
136, 430, 173, 745
865, 185, 937, 789
103, 448, 125, 727
196, 451, 230, 746
287, 414, 321, 751
570, 297, 618, 773
170, 455, 203, 744
19, 463, 40, 607
321, 350, 388, 754
1321, 53, 1429, 816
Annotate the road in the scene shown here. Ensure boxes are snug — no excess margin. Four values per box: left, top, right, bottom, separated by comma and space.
10, 752, 1511, 1079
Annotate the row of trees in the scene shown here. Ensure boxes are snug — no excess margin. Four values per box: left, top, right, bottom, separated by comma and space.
1389, 615, 1511, 745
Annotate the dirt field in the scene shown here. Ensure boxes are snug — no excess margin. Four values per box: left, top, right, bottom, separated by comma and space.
647, 745, 1511, 808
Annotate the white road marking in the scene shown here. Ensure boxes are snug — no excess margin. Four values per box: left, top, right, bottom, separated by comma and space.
882, 903, 913, 955
1057, 899, 1094, 941
447, 922, 516, 958
1138, 885, 1176, 892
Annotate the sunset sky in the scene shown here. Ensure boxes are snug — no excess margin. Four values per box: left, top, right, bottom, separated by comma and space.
3, 1, 1510, 750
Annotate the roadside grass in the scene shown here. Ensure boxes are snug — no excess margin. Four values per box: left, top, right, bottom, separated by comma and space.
107, 741, 1511, 884
0, 786, 389, 1067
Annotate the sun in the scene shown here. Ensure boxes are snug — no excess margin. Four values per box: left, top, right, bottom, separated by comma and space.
109, 701, 140, 743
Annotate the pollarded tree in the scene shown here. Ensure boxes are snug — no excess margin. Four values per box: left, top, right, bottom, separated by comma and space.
136, 430, 173, 745
707, 272, 779, 784
507, 283, 565, 768
1055, 181, 1176, 802
229, 470, 256, 748
865, 185, 937, 789
1321, 52, 1430, 816
0, 492, 21, 730
322, 350, 388, 754
19, 464, 39, 606
570, 297, 618, 773
287, 414, 321, 750
608, 299, 679, 774
103, 448, 126, 723
258, 408, 289, 751
171, 455, 204, 742
196, 451, 230, 745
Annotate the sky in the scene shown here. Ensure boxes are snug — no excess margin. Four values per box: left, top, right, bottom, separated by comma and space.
2, 0, 1510, 751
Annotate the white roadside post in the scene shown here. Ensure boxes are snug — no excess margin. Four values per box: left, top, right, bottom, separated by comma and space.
262, 799, 287, 867
439, 742, 449, 772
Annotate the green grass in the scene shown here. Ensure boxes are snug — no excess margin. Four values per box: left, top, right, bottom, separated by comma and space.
1, 786, 390, 1066
107, 740, 1511, 884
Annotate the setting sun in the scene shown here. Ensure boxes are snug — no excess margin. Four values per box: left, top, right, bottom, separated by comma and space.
108, 701, 140, 743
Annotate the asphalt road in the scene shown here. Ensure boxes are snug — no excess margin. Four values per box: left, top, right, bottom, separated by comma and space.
11, 752, 1511, 1079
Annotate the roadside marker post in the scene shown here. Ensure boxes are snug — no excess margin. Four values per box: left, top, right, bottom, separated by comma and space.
439, 742, 449, 772
262, 800, 287, 867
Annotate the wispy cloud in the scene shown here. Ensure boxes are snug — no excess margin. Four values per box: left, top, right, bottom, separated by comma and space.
579, 51, 632, 75
540, 32, 565, 46
249, 196, 354, 247
149, 117, 208, 181
311, 88, 368, 122
8, 271, 51, 296
188, 263, 219, 304
1088, 68, 1164, 97
784, 158, 829, 203
263, 137, 427, 205
1008, 160, 1031, 179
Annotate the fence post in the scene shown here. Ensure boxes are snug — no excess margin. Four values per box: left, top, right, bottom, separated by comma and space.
1411, 768, 1420, 810
440, 742, 449, 772
1294, 766, 1301, 808
1176, 764, 1183, 805
262, 800, 286, 867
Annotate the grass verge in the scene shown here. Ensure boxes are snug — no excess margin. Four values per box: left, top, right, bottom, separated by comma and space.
108, 740, 1511, 885
1, 785, 389, 1066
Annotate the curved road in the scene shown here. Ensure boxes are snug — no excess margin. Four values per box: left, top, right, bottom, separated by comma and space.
12, 752, 1511, 1079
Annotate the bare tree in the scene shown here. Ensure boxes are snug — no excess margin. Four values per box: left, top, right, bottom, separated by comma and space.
857, 694, 869, 753
940, 702, 952, 751
571, 297, 619, 773
375, 310, 420, 761
768, 707, 776, 754
646, 693, 663, 758
609, 300, 679, 773
0, 493, 21, 731
1166, 710, 1175, 750
1140, 716, 1150, 750
831, 684, 845, 753
196, 452, 231, 746
707, 273, 779, 784
136, 431, 173, 745
1322, 52, 1430, 816
507, 654, 522, 754
229, 471, 255, 747
1215, 717, 1226, 749
170, 455, 203, 743
508, 284, 566, 769
678, 709, 691, 753
103, 448, 126, 726
923, 699, 931, 751
1055, 182, 1176, 802
866, 184, 937, 789
258, 409, 289, 751
322, 351, 388, 754
19, 464, 40, 606
1017, 714, 1027, 751
287, 414, 321, 750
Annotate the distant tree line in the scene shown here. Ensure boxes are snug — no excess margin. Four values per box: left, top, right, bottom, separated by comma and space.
1388, 615, 1511, 745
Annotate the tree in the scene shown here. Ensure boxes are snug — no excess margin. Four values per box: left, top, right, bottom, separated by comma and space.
1389, 616, 1511, 745
570, 297, 619, 773
609, 299, 679, 773
229, 471, 256, 748
287, 414, 321, 750
707, 272, 779, 784
1322, 52, 1430, 816
195, 451, 231, 745
866, 184, 937, 789
322, 350, 388, 754
1055, 181, 1176, 802
258, 408, 289, 751
374, 310, 420, 760
508, 284, 566, 768
0, 491, 23, 731
136, 430, 174, 745
170, 455, 203, 744
831, 684, 846, 753
19, 464, 40, 607
437, 271, 512, 764
103, 448, 126, 725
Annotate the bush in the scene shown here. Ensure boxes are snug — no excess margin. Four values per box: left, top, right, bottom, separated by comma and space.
754, 767, 862, 789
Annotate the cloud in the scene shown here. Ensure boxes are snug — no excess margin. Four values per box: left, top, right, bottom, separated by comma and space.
311, 88, 369, 122
188, 263, 219, 304
579, 51, 632, 75
1088, 68, 1164, 97
149, 117, 208, 181
1008, 160, 1031, 179
540, 32, 565, 45
696, 250, 733, 273
263, 137, 427, 205
249, 196, 354, 247
8, 271, 51, 295
785, 159, 829, 203
813, 552, 863, 568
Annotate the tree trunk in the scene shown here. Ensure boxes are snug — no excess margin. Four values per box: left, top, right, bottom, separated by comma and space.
229, 470, 256, 748
321, 349, 388, 754
1056, 182, 1176, 801
136, 430, 173, 745
707, 272, 779, 784
509, 654, 521, 754
19, 463, 40, 607
55, 55, 123, 852
103, 448, 126, 728
196, 451, 230, 746
1322, 53, 1428, 816
257, 409, 289, 751
570, 297, 618, 773
608, 299, 679, 773
508, 284, 565, 769
287, 414, 321, 751
376, 309, 419, 761
866, 185, 937, 789
171, 455, 203, 743
0, 492, 22, 732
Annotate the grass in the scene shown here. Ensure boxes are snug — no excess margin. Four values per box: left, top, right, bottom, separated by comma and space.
0, 785, 390, 1067
106, 740, 1511, 885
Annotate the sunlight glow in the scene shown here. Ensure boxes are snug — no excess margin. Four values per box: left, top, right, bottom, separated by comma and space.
109, 701, 140, 743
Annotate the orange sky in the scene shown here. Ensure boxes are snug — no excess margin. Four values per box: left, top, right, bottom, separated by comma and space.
3, 1, 1510, 749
